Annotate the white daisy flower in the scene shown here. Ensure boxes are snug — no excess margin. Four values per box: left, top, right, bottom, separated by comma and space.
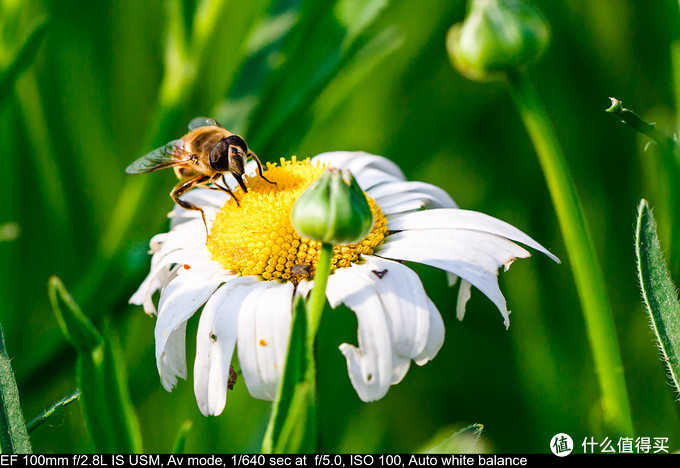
130, 151, 559, 416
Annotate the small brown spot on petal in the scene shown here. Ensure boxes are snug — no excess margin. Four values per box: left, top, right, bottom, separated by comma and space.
183, 264, 191, 270
259, 339, 268, 346
372, 269, 388, 279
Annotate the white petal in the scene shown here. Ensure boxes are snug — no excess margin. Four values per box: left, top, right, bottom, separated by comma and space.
359, 256, 433, 361
313, 151, 405, 180
379, 198, 433, 215
130, 248, 218, 314
129, 262, 175, 314
155, 267, 232, 391
160, 217, 208, 249
194, 276, 261, 416
312, 151, 405, 190
237, 281, 295, 401
295, 279, 313, 299
368, 181, 458, 210
352, 168, 403, 191
387, 209, 560, 263
447, 272, 459, 287
414, 298, 445, 366
326, 267, 395, 401
377, 229, 531, 328
456, 279, 472, 321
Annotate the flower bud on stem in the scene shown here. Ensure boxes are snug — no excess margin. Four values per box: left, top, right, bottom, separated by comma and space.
447, 0, 634, 436
447, 0, 549, 82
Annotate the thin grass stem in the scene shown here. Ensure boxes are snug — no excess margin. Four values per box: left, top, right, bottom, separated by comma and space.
507, 70, 634, 436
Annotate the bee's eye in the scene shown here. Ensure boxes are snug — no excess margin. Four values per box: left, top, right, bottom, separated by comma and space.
209, 140, 230, 172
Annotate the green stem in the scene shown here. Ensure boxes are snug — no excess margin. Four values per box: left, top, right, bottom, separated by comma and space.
306, 243, 334, 341
26, 390, 80, 433
605, 98, 676, 155
507, 70, 634, 436
606, 96, 680, 267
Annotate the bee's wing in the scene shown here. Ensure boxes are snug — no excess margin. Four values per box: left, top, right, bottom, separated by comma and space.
125, 140, 192, 174
188, 117, 223, 131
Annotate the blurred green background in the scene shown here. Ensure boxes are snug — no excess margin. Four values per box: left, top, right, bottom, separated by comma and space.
2, 0, 680, 454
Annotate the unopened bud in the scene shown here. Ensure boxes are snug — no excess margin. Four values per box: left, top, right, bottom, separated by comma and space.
447, 0, 549, 82
291, 168, 374, 245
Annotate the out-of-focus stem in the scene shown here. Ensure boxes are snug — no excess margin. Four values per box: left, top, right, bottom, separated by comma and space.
507, 70, 634, 436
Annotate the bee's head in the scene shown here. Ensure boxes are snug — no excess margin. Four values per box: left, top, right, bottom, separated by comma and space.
209, 135, 249, 174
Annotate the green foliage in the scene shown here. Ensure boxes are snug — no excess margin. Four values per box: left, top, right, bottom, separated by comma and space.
171, 420, 193, 454
262, 295, 318, 454
0, 326, 31, 454
49, 277, 143, 453
418, 424, 487, 454
26, 390, 80, 434
635, 200, 680, 398
0, 11, 48, 106
2, 0, 680, 454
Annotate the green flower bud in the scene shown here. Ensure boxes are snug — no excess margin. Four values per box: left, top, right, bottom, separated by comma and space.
447, 0, 549, 82
291, 168, 374, 245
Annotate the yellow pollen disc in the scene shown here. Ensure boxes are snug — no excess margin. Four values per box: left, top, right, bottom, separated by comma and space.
207, 157, 388, 283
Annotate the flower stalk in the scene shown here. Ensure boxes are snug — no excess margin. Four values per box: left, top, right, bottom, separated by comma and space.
306, 242, 334, 341
448, 0, 633, 436
507, 70, 633, 435
291, 167, 375, 341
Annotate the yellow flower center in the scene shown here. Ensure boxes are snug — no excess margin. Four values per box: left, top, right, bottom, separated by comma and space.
207, 157, 388, 283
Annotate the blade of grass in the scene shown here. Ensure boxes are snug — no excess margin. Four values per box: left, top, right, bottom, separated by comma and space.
418, 424, 486, 454
26, 390, 80, 434
171, 420, 193, 454
0, 325, 32, 454
243, 0, 397, 156
635, 200, 680, 398
48, 277, 143, 453
262, 295, 318, 453
507, 71, 633, 436
0, 16, 48, 105
607, 98, 680, 269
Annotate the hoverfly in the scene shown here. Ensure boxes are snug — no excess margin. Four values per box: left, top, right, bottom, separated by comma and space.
126, 117, 274, 229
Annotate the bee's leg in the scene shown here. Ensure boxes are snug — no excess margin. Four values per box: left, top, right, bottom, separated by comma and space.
231, 173, 249, 193
248, 151, 276, 185
220, 174, 246, 194
171, 175, 210, 231
205, 174, 241, 206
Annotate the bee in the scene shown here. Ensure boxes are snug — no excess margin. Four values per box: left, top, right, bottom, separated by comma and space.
125, 117, 274, 228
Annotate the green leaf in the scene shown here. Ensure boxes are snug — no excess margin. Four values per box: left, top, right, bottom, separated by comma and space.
635, 199, 680, 398
417, 424, 487, 454
172, 420, 193, 454
0, 325, 32, 454
234, 0, 398, 156
48, 277, 102, 352
78, 321, 144, 454
274, 381, 316, 452
48, 277, 143, 453
26, 390, 80, 434
0, 16, 48, 105
261, 295, 318, 454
